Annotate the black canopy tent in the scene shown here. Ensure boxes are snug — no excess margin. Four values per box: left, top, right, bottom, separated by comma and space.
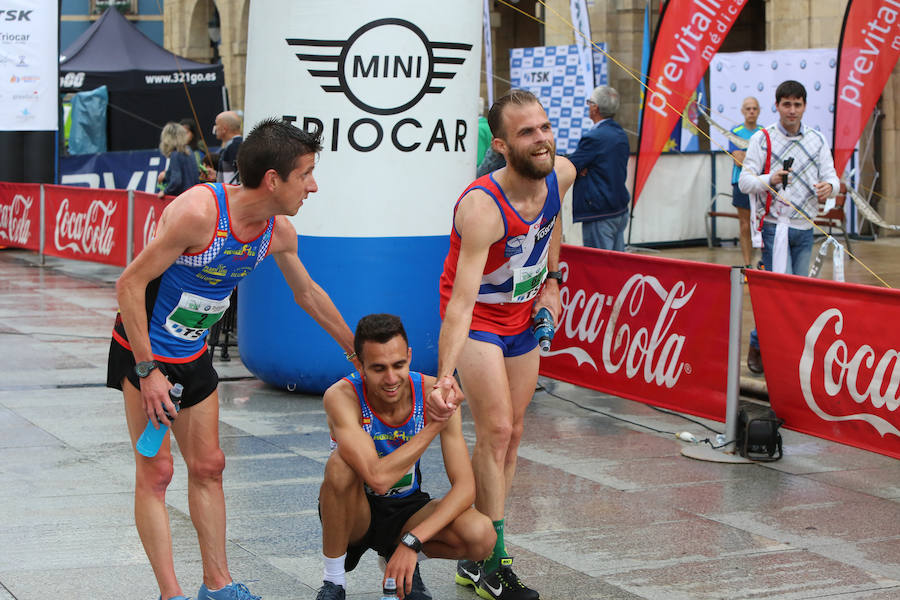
59, 8, 225, 152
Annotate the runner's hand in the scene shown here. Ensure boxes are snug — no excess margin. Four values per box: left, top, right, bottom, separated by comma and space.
141, 370, 176, 428
384, 545, 418, 599
427, 375, 461, 422
535, 279, 561, 326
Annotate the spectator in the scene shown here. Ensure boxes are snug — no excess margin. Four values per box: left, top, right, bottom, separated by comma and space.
179, 117, 214, 182
739, 80, 839, 374
568, 85, 631, 251
728, 97, 763, 269
157, 121, 199, 199
214, 110, 243, 184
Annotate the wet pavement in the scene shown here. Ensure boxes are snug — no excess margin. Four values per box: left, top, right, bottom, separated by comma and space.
3, 248, 900, 600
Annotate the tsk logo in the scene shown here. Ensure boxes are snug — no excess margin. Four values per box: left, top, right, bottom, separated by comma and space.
0, 9, 31, 21
0, 193, 32, 245
54, 198, 117, 256
551, 266, 693, 388
288, 18, 472, 115
800, 308, 900, 438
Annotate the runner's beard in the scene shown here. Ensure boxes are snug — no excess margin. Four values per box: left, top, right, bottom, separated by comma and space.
506, 141, 555, 180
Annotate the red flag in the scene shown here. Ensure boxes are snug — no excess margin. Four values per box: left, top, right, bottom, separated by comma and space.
833, 0, 900, 178
634, 0, 747, 205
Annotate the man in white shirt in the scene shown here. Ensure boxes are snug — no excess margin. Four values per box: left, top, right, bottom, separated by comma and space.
738, 79, 840, 373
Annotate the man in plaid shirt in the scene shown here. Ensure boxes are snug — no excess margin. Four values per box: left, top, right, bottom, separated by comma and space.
738, 79, 840, 373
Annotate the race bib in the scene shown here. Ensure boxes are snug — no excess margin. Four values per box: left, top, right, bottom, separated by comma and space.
164, 292, 229, 341
510, 262, 547, 303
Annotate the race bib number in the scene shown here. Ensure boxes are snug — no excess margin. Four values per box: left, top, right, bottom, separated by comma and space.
164, 292, 229, 341
510, 262, 547, 303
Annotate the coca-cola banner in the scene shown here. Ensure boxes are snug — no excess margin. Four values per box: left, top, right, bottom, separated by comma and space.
833, 0, 900, 178
634, 0, 747, 205
748, 270, 900, 459
0, 182, 41, 251
132, 192, 171, 257
42, 185, 127, 266
540, 245, 732, 421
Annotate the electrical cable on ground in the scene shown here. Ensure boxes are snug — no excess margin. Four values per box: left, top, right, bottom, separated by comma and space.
537, 383, 735, 450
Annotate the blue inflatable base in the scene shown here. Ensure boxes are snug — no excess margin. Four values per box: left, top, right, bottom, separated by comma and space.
238, 235, 448, 394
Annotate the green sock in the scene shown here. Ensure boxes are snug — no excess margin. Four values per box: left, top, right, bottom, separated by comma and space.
484, 519, 507, 573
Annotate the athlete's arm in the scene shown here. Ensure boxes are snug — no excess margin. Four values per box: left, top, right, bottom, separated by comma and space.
431, 191, 504, 410
115, 187, 218, 426
324, 379, 448, 496
269, 216, 359, 370
532, 156, 575, 326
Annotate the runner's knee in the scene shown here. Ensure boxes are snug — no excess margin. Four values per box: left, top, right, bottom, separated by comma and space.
469, 514, 496, 559
322, 451, 360, 492
137, 454, 175, 493
185, 447, 225, 481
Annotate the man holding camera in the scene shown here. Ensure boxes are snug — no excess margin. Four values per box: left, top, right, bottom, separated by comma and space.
738, 80, 840, 373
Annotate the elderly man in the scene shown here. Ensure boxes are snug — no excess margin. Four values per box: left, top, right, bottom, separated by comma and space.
568, 85, 631, 251
214, 110, 243, 184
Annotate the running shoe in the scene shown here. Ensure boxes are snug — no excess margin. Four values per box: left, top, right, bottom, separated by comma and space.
455, 559, 483, 589
196, 582, 260, 600
314, 581, 345, 600
407, 563, 433, 600
476, 557, 539, 600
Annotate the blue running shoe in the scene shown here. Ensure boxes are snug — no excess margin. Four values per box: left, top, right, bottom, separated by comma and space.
197, 582, 260, 600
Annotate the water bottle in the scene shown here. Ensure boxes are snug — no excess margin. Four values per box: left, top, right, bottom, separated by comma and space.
380, 577, 399, 599
136, 384, 184, 458
532, 307, 555, 352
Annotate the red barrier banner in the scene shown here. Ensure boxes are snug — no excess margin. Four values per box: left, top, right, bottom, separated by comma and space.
833, 0, 900, 177
540, 245, 732, 421
748, 270, 900, 459
0, 182, 41, 251
133, 192, 171, 257
634, 0, 747, 204
42, 185, 128, 267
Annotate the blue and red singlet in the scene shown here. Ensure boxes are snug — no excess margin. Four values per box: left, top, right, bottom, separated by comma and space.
337, 371, 427, 499
112, 183, 274, 361
439, 170, 560, 335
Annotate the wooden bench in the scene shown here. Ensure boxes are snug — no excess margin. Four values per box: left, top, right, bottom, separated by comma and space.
705, 184, 851, 253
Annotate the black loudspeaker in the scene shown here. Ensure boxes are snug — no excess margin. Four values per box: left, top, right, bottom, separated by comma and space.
737, 404, 784, 461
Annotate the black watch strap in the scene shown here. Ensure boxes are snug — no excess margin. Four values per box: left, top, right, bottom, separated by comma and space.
547, 270, 563, 282
400, 532, 422, 553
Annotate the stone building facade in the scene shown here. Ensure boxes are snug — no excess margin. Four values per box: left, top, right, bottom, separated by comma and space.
160, 0, 897, 232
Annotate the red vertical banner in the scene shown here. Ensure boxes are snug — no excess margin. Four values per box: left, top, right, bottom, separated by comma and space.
634, 0, 747, 204
747, 270, 900, 459
833, 0, 900, 178
0, 182, 41, 251
42, 185, 128, 267
540, 245, 732, 421
132, 191, 171, 258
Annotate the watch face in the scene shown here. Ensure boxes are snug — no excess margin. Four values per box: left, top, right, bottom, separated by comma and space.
135, 361, 157, 378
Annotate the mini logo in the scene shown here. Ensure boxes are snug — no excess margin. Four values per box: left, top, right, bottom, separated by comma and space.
743, 61, 750, 71
504, 234, 525, 257
729, 82, 736, 92
771, 60, 778, 70
800, 59, 807, 69
814, 80, 821, 91
287, 18, 472, 115
757, 82, 764, 92
715, 62, 722, 72
829, 57, 837, 68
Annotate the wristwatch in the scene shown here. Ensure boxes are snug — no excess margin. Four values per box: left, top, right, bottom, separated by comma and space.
400, 532, 422, 553
134, 360, 159, 378
546, 270, 563, 282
